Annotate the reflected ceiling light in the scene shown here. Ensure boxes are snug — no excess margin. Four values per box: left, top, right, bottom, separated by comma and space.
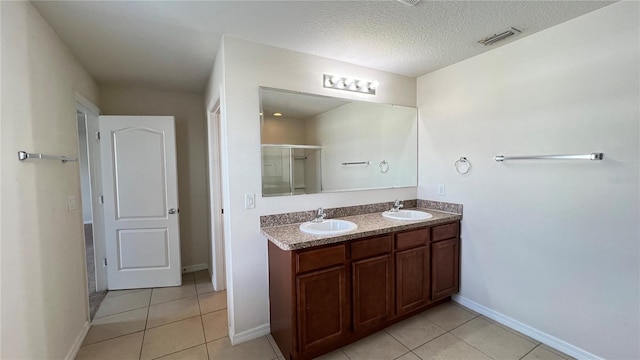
323, 74, 377, 95
273, 112, 283, 117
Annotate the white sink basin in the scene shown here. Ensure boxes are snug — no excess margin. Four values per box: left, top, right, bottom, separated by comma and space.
382, 210, 433, 221
299, 219, 358, 235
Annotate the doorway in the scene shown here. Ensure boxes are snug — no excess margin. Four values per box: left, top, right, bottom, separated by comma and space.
76, 97, 107, 319
208, 103, 226, 291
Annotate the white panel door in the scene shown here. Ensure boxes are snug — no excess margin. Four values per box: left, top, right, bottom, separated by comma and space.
100, 116, 181, 289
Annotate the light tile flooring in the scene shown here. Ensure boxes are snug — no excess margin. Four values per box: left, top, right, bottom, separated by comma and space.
78, 272, 573, 360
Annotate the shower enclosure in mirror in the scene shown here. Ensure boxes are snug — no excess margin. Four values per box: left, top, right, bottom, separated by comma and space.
260, 87, 417, 197
261, 145, 321, 196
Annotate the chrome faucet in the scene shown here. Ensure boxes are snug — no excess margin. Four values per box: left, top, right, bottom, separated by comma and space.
311, 207, 327, 223
390, 199, 404, 212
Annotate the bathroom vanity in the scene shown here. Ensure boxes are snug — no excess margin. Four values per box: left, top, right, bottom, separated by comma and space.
263, 210, 461, 360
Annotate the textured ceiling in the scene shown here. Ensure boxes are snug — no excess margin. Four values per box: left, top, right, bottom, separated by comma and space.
32, 1, 615, 93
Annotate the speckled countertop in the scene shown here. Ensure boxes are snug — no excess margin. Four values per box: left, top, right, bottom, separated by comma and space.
262, 208, 461, 251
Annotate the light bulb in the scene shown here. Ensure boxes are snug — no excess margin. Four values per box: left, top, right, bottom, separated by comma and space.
369, 81, 379, 90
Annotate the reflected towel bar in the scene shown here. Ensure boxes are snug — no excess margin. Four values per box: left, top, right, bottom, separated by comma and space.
342, 161, 371, 166
18, 151, 77, 163
494, 153, 603, 162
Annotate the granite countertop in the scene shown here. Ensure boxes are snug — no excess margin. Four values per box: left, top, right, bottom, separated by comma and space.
261, 208, 462, 251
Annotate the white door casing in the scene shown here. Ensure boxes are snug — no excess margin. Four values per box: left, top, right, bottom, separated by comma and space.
100, 116, 181, 289
208, 105, 226, 291
77, 99, 108, 291
77, 103, 108, 291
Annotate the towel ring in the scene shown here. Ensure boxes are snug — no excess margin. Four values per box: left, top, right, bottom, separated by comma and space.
379, 160, 389, 173
454, 157, 471, 174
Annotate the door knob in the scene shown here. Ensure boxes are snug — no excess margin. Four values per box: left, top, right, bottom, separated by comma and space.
169, 208, 178, 214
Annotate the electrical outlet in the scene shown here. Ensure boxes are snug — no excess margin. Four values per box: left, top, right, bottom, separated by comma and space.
245, 193, 255, 209
68, 196, 77, 211
438, 184, 445, 196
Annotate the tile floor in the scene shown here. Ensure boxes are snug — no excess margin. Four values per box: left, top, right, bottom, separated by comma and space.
77, 272, 573, 360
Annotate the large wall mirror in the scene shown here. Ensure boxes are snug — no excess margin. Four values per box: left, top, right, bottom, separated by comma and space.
260, 87, 417, 197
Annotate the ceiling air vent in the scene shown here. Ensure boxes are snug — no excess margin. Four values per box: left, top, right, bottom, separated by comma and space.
397, 0, 421, 6
478, 27, 521, 46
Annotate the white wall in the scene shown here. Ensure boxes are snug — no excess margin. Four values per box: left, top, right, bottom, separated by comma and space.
417, 2, 639, 359
307, 102, 417, 191
261, 116, 307, 144
0, 1, 100, 358
99, 85, 210, 269
204, 37, 417, 342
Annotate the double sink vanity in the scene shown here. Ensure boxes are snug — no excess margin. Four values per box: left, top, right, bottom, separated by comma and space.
261, 202, 462, 360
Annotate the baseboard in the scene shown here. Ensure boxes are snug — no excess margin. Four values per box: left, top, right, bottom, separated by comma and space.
230, 323, 271, 345
182, 263, 208, 274
65, 320, 90, 360
452, 295, 603, 360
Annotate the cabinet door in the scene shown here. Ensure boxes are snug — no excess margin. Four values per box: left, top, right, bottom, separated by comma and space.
395, 246, 430, 315
353, 254, 393, 332
431, 238, 460, 300
296, 265, 350, 353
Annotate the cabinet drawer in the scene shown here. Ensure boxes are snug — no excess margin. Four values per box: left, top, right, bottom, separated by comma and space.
296, 245, 346, 274
432, 223, 459, 242
395, 228, 429, 250
351, 235, 392, 261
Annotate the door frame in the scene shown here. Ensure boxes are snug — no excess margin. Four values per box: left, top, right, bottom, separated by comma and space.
208, 102, 226, 291
75, 93, 107, 292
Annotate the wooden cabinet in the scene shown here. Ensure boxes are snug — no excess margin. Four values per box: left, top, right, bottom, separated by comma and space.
430, 223, 460, 301
268, 221, 460, 360
297, 265, 349, 352
396, 246, 430, 315
431, 238, 459, 300
351, 235, 393, 332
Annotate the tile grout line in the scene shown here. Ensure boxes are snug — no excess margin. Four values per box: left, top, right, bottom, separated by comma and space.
393, 350, 412, 359
446, 328, 499, 360
139, 293, 153, 360
150, 343, 207, 360
381, 328, 412, 353
518, 344, 539, 360
146, 314, 204, 331
197, 310, 210, 360
442, 313, 479, 332
94, 303, 150, 320
340, 348, 353, 360
104, 288, 147, 299
149, 287, 198, 307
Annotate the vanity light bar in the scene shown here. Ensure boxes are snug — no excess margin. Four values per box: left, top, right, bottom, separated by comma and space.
323, 74, 378, 95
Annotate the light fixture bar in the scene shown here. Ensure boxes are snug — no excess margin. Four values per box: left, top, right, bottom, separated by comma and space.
478, 27, 521, 46
323, 74, 378, 95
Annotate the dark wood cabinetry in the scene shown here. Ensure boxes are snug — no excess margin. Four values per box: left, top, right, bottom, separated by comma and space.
351, 235, 393, 332
431, 238, 459, 300
268, 221, 460, 360
396, 245, 430, 315
297, 265, 349, 352
430, 222, 460, 301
